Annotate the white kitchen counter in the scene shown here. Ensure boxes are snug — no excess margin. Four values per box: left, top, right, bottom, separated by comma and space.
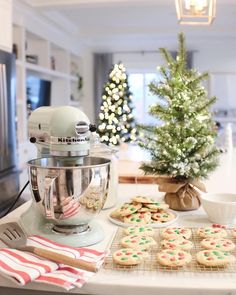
0, 150, 236, 295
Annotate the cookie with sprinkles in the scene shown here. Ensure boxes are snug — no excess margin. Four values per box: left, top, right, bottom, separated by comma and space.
200, 238, 235, 251
115, 202, 142, 217
151, 210, 175, 223
145, 202, 169, 211
131, 196, 156, 204
197, 227, 227, 239
196, 250, 234, 267
112, 248, 145, 266
161, 228, 192, 240
161, 238, 194, 251
120, 234, 157, 250
124, 226, 154, 237
156, 249, 192, 267
124, 212, 152, 225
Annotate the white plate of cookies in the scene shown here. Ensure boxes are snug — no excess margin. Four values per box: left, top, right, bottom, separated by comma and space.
109, 196, 178, 228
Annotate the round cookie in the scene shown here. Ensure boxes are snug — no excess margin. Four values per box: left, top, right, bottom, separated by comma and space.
197, 227, 227, 239
117, 202, 142, 217
196, 250, 234, 267
157, 249, 192, 267
161, 228, 192, 240
145, 202, 169, 211
124, 212, 152, 225
112, 248, 145, 266
161, 238, 193, 251
131, 196, 156, 204
120, 234, 156, 250
137, 207, 152, 213
151, 211, 175, 223
200, 238, 235, 251
124, 226, 154, 237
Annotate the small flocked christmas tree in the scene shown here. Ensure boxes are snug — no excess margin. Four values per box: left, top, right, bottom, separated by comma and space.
138, 33, 219, 211
97, 63, 138, 146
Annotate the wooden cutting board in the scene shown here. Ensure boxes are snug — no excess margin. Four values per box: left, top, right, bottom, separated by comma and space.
118, 159, 159, 184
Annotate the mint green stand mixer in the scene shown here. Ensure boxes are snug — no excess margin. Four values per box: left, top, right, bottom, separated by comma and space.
20, 106, 110, 247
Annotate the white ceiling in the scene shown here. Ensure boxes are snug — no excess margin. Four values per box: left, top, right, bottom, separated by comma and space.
24, 0, 236, 52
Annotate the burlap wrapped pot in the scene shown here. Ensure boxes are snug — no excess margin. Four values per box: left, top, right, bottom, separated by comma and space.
156, 177, 206, 211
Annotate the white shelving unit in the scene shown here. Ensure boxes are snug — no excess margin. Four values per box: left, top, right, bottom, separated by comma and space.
13, 23, 83, 186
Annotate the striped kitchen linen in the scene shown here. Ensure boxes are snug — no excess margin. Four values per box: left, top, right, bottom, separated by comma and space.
0, 235, 106, 290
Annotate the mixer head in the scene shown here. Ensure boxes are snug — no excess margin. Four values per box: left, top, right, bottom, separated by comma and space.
28, 106, 96, 157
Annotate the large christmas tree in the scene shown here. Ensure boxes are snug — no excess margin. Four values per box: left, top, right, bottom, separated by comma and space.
97, 63, 138, 145
138, 33, 219, 210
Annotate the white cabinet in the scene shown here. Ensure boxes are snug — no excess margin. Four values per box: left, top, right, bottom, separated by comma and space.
13, 24, 83, 141
13, 23, 83, 185
0, 0, 12, 52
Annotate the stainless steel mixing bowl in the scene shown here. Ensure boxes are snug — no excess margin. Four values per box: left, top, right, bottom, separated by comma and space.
28, 156, 110, 234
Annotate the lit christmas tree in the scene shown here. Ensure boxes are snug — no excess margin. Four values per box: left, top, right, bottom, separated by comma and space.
97, 63, 138, 145
138, 33, 219, 211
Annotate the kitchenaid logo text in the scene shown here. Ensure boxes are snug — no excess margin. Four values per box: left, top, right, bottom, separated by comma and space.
51, 136, 89, 144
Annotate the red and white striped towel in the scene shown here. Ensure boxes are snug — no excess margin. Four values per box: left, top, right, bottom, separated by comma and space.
0, 235, 106, 290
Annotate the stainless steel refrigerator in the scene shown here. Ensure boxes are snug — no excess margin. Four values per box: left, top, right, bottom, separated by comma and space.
0, 49, 19, 216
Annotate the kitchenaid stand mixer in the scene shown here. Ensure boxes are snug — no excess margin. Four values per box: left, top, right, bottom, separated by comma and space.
20, 106, 110, 247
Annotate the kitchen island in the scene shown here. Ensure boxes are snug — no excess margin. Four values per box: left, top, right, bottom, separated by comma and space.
0, 150, 236, 295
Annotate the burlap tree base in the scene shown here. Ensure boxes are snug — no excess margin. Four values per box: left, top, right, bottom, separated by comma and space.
156, 177, 206, 211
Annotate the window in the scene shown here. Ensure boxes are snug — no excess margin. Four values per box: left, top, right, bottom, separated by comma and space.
128, 72, 161, 125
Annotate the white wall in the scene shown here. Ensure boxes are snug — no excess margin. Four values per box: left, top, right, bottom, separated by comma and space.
0, 0, 12, 52
112, 39, 236, 114
80, 48, 96, 123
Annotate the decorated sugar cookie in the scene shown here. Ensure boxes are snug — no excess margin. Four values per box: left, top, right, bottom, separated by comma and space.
124, 226, 154, 237
131, 196, 156, 204
137, 207, 152, 213
197, 227, 227, 239
161, 228, 192, 240
145, 202, 169, 211
120, 234, 156, 250
124, 212, 152, 225
112, 248, 145, 266
196, 250, 234, 267
161, 238, 193, 251
200, 238, 235, 251
156, 249, 192, 267
151, 211, 175, 223
117, 202, 142, 217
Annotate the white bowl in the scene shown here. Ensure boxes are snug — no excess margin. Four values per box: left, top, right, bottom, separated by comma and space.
200, 193, 236, 224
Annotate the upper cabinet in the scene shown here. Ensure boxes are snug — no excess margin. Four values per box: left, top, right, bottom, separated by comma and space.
0, 0, 12, 52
